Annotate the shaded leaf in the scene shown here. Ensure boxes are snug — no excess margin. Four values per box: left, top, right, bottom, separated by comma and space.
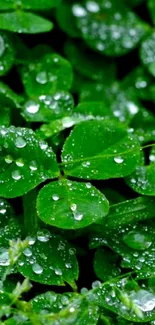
94, 247, 120, 282
56, 3, 80, 38
140, 32, 155, 77
0, 0, 61, 10
0, 11, 53, 34
0, 31, 15, 76
64, 41, 116, 82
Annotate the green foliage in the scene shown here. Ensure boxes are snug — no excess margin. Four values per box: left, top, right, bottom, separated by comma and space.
1, 0, 155, 324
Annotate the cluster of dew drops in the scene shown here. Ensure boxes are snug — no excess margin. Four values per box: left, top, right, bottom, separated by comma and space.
0, 126, 52, 182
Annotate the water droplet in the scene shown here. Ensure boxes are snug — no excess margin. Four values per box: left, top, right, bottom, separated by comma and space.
74, 212, 83, 221
37, 230, 50, 242
92, 280, 102, 289
69, 248, 76, 255
39, 141, 48, 150
32, 263, 43, 274
72, 4, 87, 17
25, 101, 39, 114
0, 209, 6, 214
65, 263, 72, 269
27, 236, 36, 245
81, 287, 88, 294
114, 156, 124, 164
123, 231, 152, 250
86, 1, 100, 12
12, 170, 22, 180
5, 155, 13, 164
55, 268, 62, 276
86, 182, 92, 188
23, 248, 32, 257
69, 307, 75, 313
36, 71, 48, 84
130, 290, 155, 312
52, 194, 60, 201
0, 248, 10, 266
29, 160, 38, 171
16, 158, 24, 167
82, 161, 90, 167
149, 154, 155, 162
15, 137, 26, 148
127, 102, 139, 115
70, 203, 77, 212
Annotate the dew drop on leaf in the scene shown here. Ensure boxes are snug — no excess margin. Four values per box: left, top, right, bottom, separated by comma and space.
15, 137, 27, 148
5, 155, 13, 164
37, 229, 50, 242
123, 231, 152, 250
52, 194, 60, 201
32, 263, 43, 275
11, 170, 22, 180
114, 156, 124, 164
25, 101, 39, 114
55, 268, 63, 276
23, 248, 32, 257
0, 248, 10, 266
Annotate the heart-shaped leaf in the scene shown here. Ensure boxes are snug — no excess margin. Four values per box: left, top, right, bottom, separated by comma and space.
37, 179, 109, 229
61, 120, 141, 180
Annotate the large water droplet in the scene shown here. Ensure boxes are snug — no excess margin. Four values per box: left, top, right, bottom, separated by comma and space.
37, 229, 50, 242
5, 155, 13, 164
12, 170, 22, 180
55, 268, 63, 276
52, 194, 60, 201
29, 160, 38, 171
65, 263, 72, 269
15, 137, 26, 148
16, 158, 24, 167
74, 212, 83, 221
70, 203, 77, 212
123, 231, 152, 250
36, 71, 48, 84
0, 248, 10, 266
23, 248, 32, 257
114, 156, 124, 164
32, 263, 43, 274
130, 290, 155, 312
25, 101, 39, 114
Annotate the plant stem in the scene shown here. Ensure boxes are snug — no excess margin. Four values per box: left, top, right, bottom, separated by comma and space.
22, 189, 39, 235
